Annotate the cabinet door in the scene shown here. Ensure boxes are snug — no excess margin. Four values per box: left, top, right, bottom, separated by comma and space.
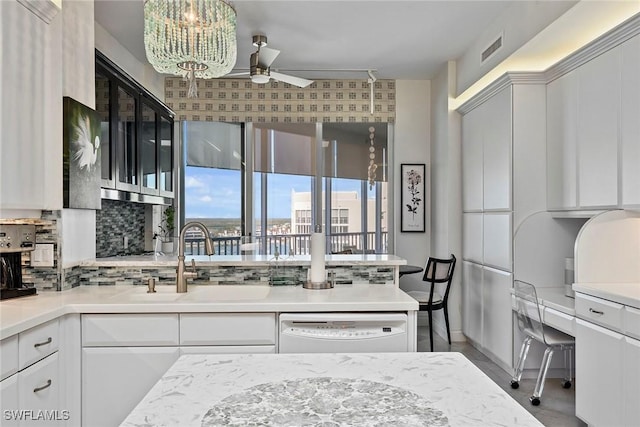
575, 319, 624, 427
547, 73, 578, 210
19, 353, 60, 427
623, 337, 640, 427
482, 212, 512, 271
621, 35, 640, 207
1, 374, 19, 427
482, 267, 513, 368
462, 106, 483, 211
140, 101, 158, 194
461, 261, 483, 344
577, 46, 621, 208
159, 116, 174, 196
462, 213, 482, 263
482, 87, 512, 211
82, 347, 180, 427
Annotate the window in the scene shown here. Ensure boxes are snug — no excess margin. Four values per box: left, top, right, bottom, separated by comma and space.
180, 122, 391, 255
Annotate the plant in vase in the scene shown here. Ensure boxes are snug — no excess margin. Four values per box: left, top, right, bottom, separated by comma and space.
158, 206, 175, 254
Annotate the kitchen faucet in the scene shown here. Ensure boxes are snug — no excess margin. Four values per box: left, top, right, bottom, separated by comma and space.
177, 221, 214, 293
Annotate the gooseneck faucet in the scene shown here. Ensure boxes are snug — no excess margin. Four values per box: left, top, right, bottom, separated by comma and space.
177, 221, 214, 293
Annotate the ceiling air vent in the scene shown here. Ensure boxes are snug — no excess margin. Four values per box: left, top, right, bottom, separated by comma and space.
481, 33, 503, 64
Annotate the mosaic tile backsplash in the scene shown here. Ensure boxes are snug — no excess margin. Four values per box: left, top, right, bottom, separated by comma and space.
96, 199, 146, 257
165, 78, 396, 123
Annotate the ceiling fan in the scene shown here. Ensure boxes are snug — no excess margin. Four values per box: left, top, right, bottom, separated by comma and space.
226, 35, 314, 88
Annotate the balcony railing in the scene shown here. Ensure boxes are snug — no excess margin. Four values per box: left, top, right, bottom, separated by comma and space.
184, 232, 388, 256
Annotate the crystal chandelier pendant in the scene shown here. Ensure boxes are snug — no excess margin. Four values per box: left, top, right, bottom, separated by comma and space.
144, 0, 238, 98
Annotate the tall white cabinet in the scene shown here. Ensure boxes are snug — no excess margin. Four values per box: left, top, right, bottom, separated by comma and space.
459, 75, 547, 370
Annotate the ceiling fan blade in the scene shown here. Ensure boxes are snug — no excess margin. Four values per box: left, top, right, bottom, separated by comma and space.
225, 71, 250, 77
270, 71, 314, 88
257, 47, 280, 68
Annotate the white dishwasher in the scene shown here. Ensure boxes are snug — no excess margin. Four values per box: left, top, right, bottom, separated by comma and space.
278, 313, 409, 353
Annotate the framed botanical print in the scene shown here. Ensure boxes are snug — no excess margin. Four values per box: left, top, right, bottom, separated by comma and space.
401, 163, 425, 232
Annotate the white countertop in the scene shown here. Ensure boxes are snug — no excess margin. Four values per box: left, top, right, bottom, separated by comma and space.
122, 352, 542, 427
573, 282, 640, 309
83, 254, 407, 267
0, 284, 418, 339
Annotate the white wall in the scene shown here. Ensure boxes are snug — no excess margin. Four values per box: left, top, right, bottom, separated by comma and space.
456, 1, 576, 96
394, 80, 430, 293
430, 61, 463, 341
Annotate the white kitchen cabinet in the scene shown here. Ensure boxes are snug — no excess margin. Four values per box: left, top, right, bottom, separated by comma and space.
462, 104, 483, 212
180, 345, 276, 354
461, 261, 483, 345
18, 353, 60, 427
82, 347, 180, 427
482, 212, 511, 271
623, 336, 640, 427
546, 72, 578, 210
459, 77, 546, 371
462, 213, 483, 263
577, 46, 620, 208
482, 87, 512, 211
481, 267, 513, 367
621, 34, 640, 207
1, 374, 19, 427
575, 319, 624, 427
180, 313, 276, 346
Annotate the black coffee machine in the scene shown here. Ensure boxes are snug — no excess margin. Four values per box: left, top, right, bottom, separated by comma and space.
0, 224, 37, 300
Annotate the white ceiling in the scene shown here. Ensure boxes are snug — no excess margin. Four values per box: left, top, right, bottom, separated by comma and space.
94, 0, 520, 81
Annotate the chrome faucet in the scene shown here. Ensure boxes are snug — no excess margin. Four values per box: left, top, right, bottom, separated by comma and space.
177, 221, 214, 293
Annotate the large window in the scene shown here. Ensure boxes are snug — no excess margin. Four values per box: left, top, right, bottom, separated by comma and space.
181, 122, 390, 255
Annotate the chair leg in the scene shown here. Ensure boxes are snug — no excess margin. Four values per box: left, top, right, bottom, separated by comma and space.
532, 347, 554, 403
511, 336, 532, 385
443, 306, 451, 345
428, 309, 434, 352
562, 346, 573, 388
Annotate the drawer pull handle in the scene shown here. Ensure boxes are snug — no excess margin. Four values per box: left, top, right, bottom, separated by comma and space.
33, 379, 51, 393
34, 337, 52, 348
589, 308, 604, 315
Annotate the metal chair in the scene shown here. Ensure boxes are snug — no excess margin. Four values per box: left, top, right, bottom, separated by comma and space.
406, 254, 456, 352
511, 280, 574, 406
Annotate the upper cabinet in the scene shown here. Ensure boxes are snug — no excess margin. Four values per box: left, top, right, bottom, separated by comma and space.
547, 31, 640, 211
96, 51, 175, 200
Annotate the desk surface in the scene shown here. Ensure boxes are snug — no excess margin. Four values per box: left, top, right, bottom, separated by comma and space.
122, 353, 542, 427
535, 287, 575, 316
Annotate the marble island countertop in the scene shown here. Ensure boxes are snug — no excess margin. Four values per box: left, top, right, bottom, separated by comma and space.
122, 352, 543, 427
0, 284, 418, 339
83, 253, 408, 267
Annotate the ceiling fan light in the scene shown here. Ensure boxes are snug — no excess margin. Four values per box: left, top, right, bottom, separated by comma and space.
251, 74, 270, 84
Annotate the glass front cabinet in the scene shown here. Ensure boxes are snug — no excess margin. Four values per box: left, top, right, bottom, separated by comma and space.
96, 50, 174, 199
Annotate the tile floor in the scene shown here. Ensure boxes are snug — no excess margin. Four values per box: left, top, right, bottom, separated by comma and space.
417, 326, 587, 427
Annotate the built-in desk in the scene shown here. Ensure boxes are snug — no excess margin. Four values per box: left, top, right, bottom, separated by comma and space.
512, 286, 576, 336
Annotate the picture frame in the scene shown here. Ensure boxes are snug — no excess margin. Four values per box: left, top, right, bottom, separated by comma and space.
400, 163, 425, 233
63, 97, 102, 210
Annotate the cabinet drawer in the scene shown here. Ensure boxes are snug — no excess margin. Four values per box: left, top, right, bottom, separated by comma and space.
576, 293, 623, 332
624, 305, 640, 340
1, 335, 19, 381
19, 319, 59, 371
180, 313, 276, 345
543, 307, 575, 336
82, 314, 179, 346
18, 352, 60, 425
180, 345, 276, 354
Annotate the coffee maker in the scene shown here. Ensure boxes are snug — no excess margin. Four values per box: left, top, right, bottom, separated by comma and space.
0, 224, 37, 300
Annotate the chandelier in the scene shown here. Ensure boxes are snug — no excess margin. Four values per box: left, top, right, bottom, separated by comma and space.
144, 0, 237, 98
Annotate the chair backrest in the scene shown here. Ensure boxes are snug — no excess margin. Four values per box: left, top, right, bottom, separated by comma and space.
513, 280, 548, 345
422, 254, 456, 303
